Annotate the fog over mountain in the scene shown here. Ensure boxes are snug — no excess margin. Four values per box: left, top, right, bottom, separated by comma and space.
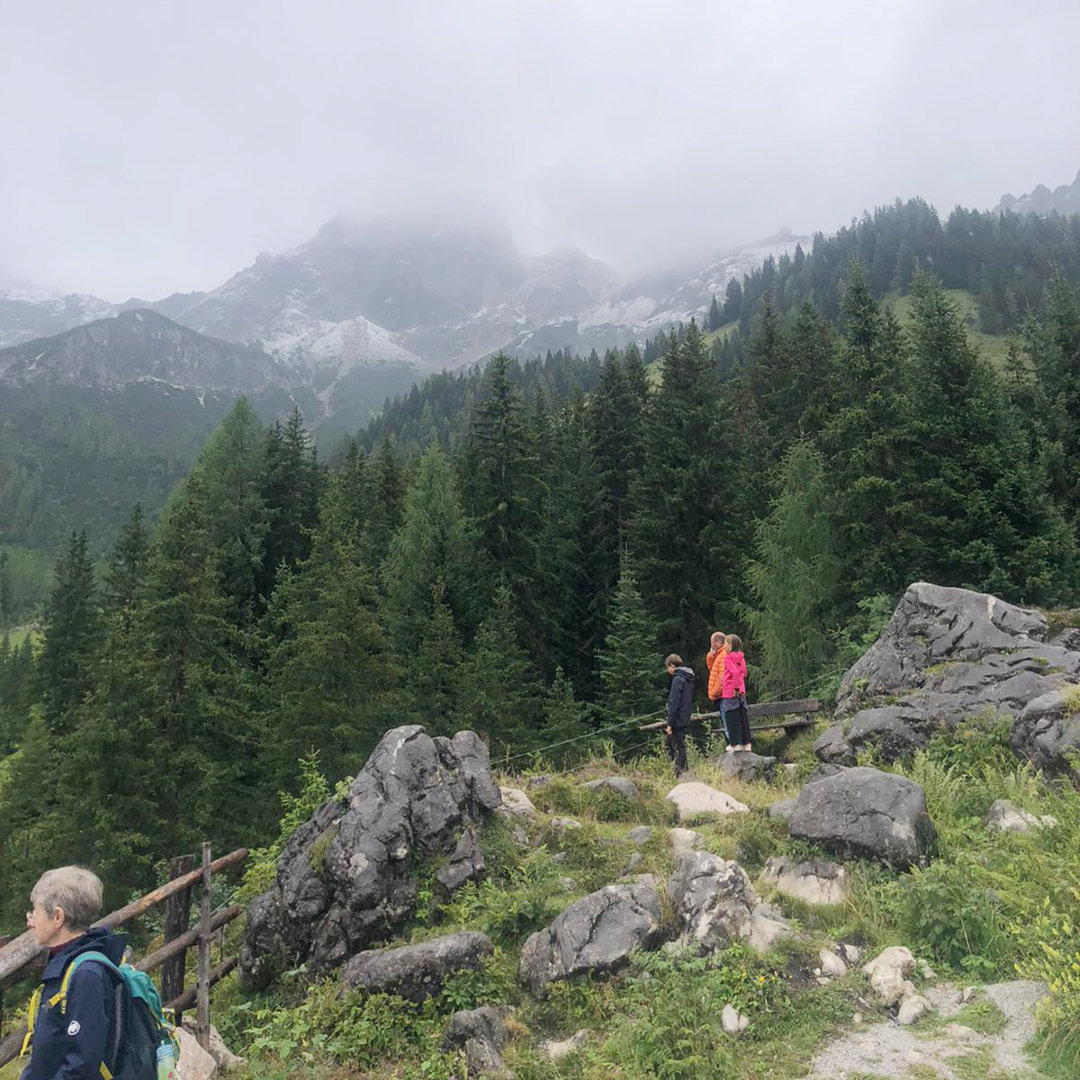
2, 0, 1079, 302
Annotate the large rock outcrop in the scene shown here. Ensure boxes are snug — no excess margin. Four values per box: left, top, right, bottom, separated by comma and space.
518, 882, 661, 995
825, 582, 1080, 778
240, 726, 501, 990
788, 766, 936, 868
666, 851, 756, 950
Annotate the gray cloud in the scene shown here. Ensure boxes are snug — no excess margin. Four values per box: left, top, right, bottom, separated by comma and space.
2, 0, 1078, 299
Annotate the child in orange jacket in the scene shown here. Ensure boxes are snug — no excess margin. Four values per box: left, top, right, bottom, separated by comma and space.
705, 631, 728, 708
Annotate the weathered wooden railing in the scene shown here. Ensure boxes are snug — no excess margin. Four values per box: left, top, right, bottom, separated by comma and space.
0, 845, 247, 1066
638, 698, 822, 733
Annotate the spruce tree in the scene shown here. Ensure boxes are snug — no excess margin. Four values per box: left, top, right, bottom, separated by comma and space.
186, 399, 269, 624
743, 440, 839, 694
38, 530, 100, 735
412, 589, 465, 738
708, 294, 723, 331
628, 321, 724, 655
259, 408, 322, 599
265, 462, 396, 787
904, 273, 1077, 602
541, 668, 590, 766
461, 353, 541, 602
103, 503, 150, 632
383, 443, 477, 654
597, 557, 662, 725
363, 437, 405, 576
455, 584, 541, 758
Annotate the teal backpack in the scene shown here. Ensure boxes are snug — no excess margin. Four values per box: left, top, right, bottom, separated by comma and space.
23, 951, 180, 1080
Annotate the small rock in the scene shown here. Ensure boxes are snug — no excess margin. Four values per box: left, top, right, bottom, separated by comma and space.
465, 1036, 510, 1078
499, 788, 538, 817
748, 903, 791, 952
1041, 815, 1059, 828
943, 1023, 982, 1044
668, 827, 703, 854
818, 947, 848, 977
543, 1029, 590, 1060
815, 975, 831, 985
721, 1004, 750, 1035
526, 775, 551, 788
550, 851, 569, 865
917, 959, 937, 981
759, 856, 849, 906
626, 825, 653, 846
622, 852, 644, 875
558, 876, 576, 891
174, 1027, 219, 1080
862, 946, 917, 1006
853, 1012, 863, 1023
839, 943, 862, 965
666, 781, 749, 822
904, 1048, 935, 1066
180, 1021, 245, 1072
985, 798, 1043, 834
550, 816, 582, 830
445, 1005, 514, 1051
719, 751, 778, 782
960, 986, 975, 1003
583, 776, 641, 799
897, 994, 930, 1025
783, 763, 799, 777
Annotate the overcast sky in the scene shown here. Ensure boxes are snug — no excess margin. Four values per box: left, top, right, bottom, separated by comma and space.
2, 0, 1078, 300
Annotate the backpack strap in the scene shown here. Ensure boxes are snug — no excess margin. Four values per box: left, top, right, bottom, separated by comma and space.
58, 951, 122, 1014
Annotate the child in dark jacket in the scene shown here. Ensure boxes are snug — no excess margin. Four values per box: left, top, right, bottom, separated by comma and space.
664, 653, 695, 775
720, 634, 751, 752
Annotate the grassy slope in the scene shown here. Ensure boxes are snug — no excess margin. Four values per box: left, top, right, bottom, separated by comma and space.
194, 717, 1078, 1080
887, 288, 1013, 369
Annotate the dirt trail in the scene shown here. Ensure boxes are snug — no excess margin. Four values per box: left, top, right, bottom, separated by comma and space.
804, 980, 1047, 1079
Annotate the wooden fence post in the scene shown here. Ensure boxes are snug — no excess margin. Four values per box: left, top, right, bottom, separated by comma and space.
197, 843, 212, 1051
161, 855, 194, 1019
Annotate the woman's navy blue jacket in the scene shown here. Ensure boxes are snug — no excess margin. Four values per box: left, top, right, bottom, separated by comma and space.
20, 927, 126, 1080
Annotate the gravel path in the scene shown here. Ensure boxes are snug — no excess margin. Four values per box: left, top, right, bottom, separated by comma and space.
804, 980, 1048, 1079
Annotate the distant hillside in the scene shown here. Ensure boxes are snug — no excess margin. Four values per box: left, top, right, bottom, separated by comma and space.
0, 308, 294, 392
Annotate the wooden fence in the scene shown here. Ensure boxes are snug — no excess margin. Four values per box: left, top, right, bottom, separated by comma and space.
638, 697, 822, 734
0, 845, 247, 1067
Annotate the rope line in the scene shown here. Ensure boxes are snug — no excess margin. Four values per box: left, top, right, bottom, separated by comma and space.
500, 707, 665, 765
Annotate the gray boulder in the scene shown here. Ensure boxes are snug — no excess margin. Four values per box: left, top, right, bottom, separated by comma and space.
766, 798, 796, 822
240, 727, 501, 989
519, 883, 661, 994
342, 931, 493, 1002
667, 851, 756, 950
626, 825, 653, 846
1011, 691, 1080, 783
759, 856, 849, 906
823, 583, 1080, 771
789, 766, 936, 868
718, 751, 777, 782
436, 827, 485, 893
445, 1005, 515, 1078
812, 726, 854, 766
583, 777, 641, 800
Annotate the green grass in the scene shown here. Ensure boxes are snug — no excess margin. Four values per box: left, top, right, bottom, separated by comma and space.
3, 624, 39, 649
887, 287, 1014, 369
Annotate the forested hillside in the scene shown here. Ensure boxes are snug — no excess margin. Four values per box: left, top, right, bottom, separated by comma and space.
3, 257, 1080, 917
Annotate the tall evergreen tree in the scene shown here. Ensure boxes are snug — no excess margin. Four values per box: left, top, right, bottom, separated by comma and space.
743, 440, 839, 694
102, 503, 150, 633
412, 589, 465, 739
628, 322, 724, 655
383, 443, 477, 654
265, 464, 395, 788
597, 556, 662, 726
38, 530, 100, 735
708, 294, 723, 331
455, 584, 541, 758
461, 353, 543, 626
363, 437, 405, 576
188, 398, 269, 624
904, 273, 1077, 602
259, 408, 322, 600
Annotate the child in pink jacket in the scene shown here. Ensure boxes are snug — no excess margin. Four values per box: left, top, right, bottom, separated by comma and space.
720, 634, 751, 752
